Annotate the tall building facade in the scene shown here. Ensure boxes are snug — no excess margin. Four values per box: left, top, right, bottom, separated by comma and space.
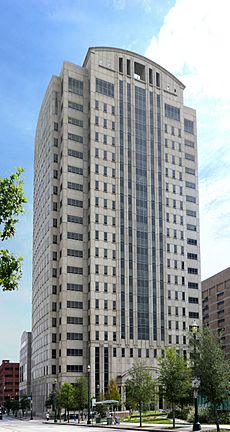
19, 331, 32, 397
202, 267, 230, 358
32, 47, 201, 414
0, 360, 19, 406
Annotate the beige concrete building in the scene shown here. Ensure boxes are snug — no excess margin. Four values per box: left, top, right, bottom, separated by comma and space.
32, 47, 201, 414
202, 267, 230, 357
19, 331, 32, 397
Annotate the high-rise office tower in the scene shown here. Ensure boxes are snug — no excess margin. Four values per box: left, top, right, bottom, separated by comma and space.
32, 47, 201, 414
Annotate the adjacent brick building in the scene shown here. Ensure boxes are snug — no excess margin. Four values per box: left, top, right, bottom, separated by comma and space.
0, 360, 19, 405
202, 267, 230, 357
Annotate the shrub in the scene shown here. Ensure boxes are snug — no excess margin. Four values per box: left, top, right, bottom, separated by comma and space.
168, 408, 190, 421
187, 407, 209, 423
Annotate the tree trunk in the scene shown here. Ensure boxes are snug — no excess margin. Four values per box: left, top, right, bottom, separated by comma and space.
139, 402, 142, 427
214, 406, 220, 432
67, 408, 69, 423
172, 403, 176, 429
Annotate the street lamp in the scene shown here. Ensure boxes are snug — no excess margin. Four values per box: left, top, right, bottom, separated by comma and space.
87, 365, 91, 425
192, 320, 201, 431
53, 379, 57, 423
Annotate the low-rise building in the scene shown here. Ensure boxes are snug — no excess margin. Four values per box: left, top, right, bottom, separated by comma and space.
202, 267, 230, 357
0, 360, 19, 405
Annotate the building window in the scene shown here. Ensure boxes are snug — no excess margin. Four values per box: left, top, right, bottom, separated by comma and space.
67, 283, 83, 292
165, 104, 180, 121
67, 300, 83, 309
189, 312, 199, 319
96, 78, 114, 98
68, 133, 83, 144
184, 118, 194, 134
68, 149, 83, 159
68, 77, 83, 96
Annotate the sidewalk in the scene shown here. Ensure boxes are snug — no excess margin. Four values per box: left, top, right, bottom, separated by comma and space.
42, 418, 229, 431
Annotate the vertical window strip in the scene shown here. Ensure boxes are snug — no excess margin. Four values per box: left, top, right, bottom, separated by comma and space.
135, 86, 149, 340
127, 83, 133, 340
157, 94, 165, 341
119, 81, 125, 340
150, 92, 157, 341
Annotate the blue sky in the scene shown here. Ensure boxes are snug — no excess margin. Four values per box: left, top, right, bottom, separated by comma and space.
1, 0, 230, 361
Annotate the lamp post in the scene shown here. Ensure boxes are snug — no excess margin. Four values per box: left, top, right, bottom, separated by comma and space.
192, 320, 201, 431
87, 365, 91, 425
53, 379, 57, 423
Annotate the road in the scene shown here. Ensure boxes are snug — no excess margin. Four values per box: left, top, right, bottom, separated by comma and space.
0, 417, 124, 432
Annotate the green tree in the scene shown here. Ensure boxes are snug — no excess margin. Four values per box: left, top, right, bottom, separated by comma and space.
74, 376, 88, 419
105, 378, 122, 405
4, 398, 12, 415
0, 168, 27, 291
57, 382, 75, 422
11, 398, 20, 415
158, 348, 191, 428
20, 396, 30, 416
125, 360, 155, 427
194, 328, 230, 432
45, 391, 55, 409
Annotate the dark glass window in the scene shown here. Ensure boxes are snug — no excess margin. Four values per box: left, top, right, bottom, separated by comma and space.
165, 104, 180, 121
68, 77, 83, 96
96, 78, 114, 98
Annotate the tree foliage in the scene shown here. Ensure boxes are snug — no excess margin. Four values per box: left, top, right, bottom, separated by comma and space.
19, 396, 30, 415
158, 347, 191, 428
105, 378, 122, 405
125, 360, 155, 426
45, 391, 55, 409
194, 328, 230, 431
0, 168, 27, 291
57, 382, 75, 422
4, 398, 12, 414
74, 376, 88, 412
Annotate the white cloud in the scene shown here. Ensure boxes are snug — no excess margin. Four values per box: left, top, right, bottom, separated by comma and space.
199, 175, 230, 277
145, 0, 230, 279
146, 0, 230, 101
